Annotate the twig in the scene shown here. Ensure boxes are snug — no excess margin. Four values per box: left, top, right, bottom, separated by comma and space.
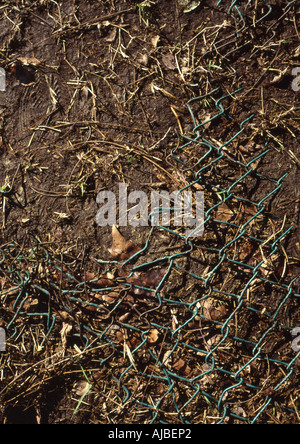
53, 8, 135, 36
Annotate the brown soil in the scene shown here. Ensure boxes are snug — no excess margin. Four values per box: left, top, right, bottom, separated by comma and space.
0, 0, 299, 424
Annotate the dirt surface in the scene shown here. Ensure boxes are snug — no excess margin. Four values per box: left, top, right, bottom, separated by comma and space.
0, 0, 299, 424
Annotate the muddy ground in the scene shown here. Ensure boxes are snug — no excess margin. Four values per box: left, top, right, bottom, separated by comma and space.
0, 0, 299, 424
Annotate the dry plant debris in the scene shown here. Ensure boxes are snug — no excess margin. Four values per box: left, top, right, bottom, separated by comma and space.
0, 0, 299, 425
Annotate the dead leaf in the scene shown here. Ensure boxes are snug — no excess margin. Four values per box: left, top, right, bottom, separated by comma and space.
108, 226, 140, 261
215, 203, 234, 222
23, 297, 39, 312
151, 35, 160, 49
202, 298, 228, 322
137, 52, 149, 67
102, 290, 121, 304
0, 277, 6, 291
172, 357, 191, 376
118, 312, 132, 323
232, 406, 247, 418
116, 329, 141, 349
126, 268, 166, 297
238, 141, 256, 153
181, 66, 190, 75
178, 0, 202, 13
270, 68, 288, 85
105, 28, 117, 43
57, 310, 72, 321
205, 334, 222, 350
202, 113, 212, 129
73, 380, 90, 397
162, 350, 173, 368
172, 358, 185, 371
238, 240, 254, 261
162, 53, 177, 70
193, 183, 204, 191
60, 322, 72, 348
129, 334, 141, 349
237, 203, 258, 224
116, 330, 125, 342
17, 56, 43, 66
87, 271, 115, 287
147, 328, 159, 345
199, 364, 216, 385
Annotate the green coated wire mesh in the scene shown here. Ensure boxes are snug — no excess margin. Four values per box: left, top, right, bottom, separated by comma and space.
0, 0, 299, 425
